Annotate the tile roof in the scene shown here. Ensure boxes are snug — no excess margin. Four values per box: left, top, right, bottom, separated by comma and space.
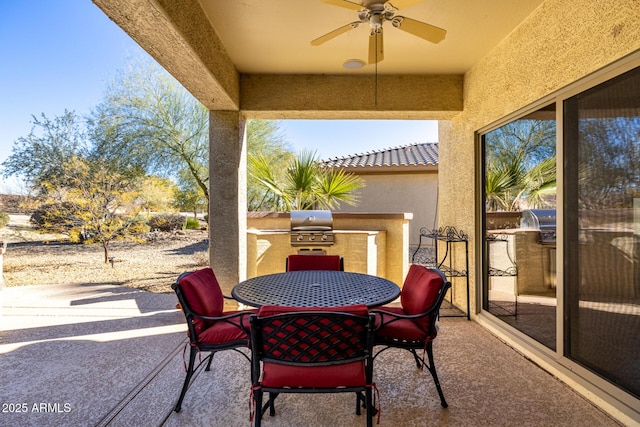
320, 142, 438, 169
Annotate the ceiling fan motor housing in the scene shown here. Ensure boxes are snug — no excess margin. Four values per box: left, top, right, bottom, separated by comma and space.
359, 7, 394, 30
311, 0, 447, 55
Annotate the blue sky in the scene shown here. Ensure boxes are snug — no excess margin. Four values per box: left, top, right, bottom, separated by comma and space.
0, 1, 437, 192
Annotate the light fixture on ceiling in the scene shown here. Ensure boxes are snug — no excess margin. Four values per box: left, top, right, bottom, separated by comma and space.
342, 59, 365, 69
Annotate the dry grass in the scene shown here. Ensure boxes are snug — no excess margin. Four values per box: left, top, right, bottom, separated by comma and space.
0, 215, 209, 293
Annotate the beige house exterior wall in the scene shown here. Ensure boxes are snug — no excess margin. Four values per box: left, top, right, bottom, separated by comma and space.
333, 171, 438, 246
437, 1, 639, 422
438, 0, 640, 317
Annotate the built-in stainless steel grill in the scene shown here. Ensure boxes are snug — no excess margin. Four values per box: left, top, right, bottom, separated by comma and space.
520, 209, 556, 245
290, 210, 334, 246
520, 209, 557, 288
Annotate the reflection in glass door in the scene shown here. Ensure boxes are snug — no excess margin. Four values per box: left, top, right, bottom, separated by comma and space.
564, 66, 640, 398
482, 104, 557, 350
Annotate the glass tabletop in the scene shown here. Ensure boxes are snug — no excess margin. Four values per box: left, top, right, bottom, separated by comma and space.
232, 270, 400, 308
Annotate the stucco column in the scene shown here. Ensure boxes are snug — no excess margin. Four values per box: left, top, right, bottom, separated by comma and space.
438, 119, 477, 316
209, 111, 247, 294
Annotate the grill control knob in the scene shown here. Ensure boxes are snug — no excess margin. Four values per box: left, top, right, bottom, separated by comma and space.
296, 234, 303, 241
309, 235, 315, 241
321, 234, 328, 241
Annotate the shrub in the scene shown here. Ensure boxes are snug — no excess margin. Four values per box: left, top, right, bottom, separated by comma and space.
128, 216, 151, 234
30, 202, 83, 233
147, 213, 186, 232
0, 212, 9, 228
0, 194, 35, 213
185, 217, 200, 230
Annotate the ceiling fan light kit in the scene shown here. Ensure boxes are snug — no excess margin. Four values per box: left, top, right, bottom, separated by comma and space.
311, 0, 447, 64
343, 59, 366, 69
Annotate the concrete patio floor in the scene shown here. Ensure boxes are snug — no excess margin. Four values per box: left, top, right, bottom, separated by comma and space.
0, 283, 622, 427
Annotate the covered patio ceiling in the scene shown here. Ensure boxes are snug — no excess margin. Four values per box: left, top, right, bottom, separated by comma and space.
93, 0, 544, 119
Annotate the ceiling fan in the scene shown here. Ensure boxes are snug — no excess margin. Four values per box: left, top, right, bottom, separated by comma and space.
311, 0, 447, 64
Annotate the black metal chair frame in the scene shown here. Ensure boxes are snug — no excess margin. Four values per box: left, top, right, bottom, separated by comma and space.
371, 271, 451, 408
172, 272, 252, 413
250, 310, 376, 427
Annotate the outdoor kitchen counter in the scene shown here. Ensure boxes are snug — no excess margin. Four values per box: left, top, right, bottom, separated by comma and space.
247, 212, 413, 287
247, 229, 388, 280
487, 228, 556, 295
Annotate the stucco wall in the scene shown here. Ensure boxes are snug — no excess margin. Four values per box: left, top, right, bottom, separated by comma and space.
333, 172, 438, 245
438, 0, 640, 316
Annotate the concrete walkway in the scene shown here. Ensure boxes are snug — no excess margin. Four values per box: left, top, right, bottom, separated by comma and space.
0, 283, 622, 427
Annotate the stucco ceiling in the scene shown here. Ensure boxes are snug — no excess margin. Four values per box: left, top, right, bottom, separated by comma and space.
93, 0, 547, 116
198, 0, 545, 75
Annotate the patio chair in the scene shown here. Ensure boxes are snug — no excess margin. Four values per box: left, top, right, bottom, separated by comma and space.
172, 267, 256, 412
249, 304, 377, 427
371, 264, 451, 408
285, 254, 344, 271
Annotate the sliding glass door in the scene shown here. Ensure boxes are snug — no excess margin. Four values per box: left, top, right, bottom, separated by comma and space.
563, 66, 640, 398
482, 104, 557, 350
481, 64, 639, 399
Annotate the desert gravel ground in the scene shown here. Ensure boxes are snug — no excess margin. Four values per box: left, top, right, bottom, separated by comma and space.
0, 215, 208, 293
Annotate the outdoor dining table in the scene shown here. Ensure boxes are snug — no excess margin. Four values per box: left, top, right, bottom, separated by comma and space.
231, 270, 401, 308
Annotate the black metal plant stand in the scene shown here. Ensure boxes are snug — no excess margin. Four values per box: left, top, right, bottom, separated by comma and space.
412, 226, 470, 320
486, 233, 519, 316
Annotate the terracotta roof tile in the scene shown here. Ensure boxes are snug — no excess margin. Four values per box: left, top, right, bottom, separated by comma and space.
320, 143, 438, 168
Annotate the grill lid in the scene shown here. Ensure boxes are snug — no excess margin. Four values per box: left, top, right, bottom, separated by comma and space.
290, 210, 333, 231
520, 209, 556, 230
520, 209, 556, 244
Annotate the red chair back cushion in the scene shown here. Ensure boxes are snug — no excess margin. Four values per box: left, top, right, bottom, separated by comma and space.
286, 254, 342, 271
178, 268, 224, 333
256, 304, 369, 388
400, 264, 444, 329
256, 304, 369, 362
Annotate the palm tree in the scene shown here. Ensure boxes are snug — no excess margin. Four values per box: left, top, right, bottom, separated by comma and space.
485, 154, 556, 212
248, 150, 364, 211
485, 119, 557, 212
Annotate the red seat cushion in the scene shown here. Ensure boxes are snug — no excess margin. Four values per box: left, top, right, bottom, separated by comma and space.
374, 306, 430, 342
287, 254, 342, 271
178, 268, 224, 334
400, 265, 444, 330
197, 310, 254, 344
262, 361, 366, 388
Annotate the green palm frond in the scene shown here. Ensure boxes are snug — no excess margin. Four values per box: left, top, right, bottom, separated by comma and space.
286, 150, 319, 209
316, 168, 363, 209
485, 158, 523, 211
521, 156, 557, 208
248, 154, 294, 209
248, 149, 364, 211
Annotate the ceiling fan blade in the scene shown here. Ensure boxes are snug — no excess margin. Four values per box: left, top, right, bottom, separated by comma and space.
385, 0, 424, 10
368, 29, 384, 64
321, 0, 364, 10
391, 16, 446, 43
311, 22, 360, 46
